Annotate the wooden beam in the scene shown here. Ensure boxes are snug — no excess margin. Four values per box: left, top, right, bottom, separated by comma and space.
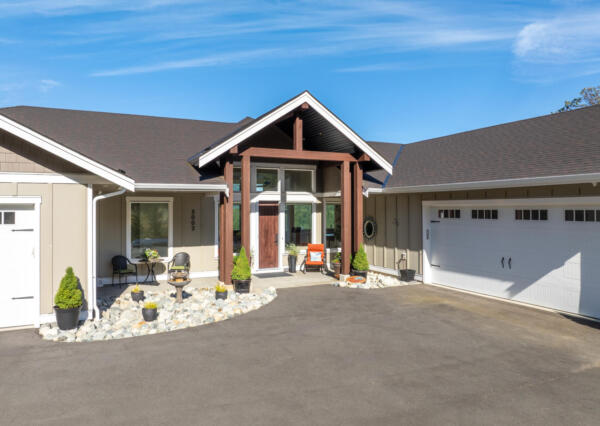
241, 155, 251, 253
228, 146, 239, 155
341, 160, 352, 275
357, 153, 370, 162
222, 159, 234, 284
293, 115, 303, 151
300, 102, 310, 110
241, 147, 356, 162
353, 162, 363, 253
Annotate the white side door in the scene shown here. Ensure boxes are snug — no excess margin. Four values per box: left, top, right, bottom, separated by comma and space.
0, 204, 37, 328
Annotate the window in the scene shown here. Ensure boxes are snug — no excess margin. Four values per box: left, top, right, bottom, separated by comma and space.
471, 209, 498, 220
285, 170, 312, 192
233, 167, 241, 192
586, 210, 595, 222
575, 210, 584, 222
515, 209, 548, 221
129, 200, 171, 258
325, 204, 341, 249
565, 209, 600, 222
1, 211, 15, 225
233, 203, 241, 252
256, 169, 278, 192
285, 204, 312, 245
438, 209, 460, 219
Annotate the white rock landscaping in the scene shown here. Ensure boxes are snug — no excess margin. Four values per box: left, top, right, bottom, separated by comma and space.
334, 272, 417, 289
39, 286, 277, 343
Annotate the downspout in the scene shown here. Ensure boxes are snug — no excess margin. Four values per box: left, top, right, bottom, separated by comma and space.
92, 188, 126, 319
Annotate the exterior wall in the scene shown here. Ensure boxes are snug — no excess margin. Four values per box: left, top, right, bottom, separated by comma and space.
367, 183, 600, 277
96, 192, 219, 279
0, 182, 89, 315
0, 130, 83, 174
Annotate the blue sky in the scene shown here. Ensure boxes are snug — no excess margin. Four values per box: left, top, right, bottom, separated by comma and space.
1, 0, 599, 143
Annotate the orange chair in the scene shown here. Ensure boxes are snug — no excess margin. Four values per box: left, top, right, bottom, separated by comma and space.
301, 244, 325, 274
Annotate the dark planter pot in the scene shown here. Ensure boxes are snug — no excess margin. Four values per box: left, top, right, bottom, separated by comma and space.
332, 262, 341, 277
400, 269, 416, 282
351, 269, 368, 278
54, 306, 81, 330
142, 308, 158, 322
215, 290, 228, 300
288, 255, 297, 273
131, 290, 145, 302
233, 279, 251, 293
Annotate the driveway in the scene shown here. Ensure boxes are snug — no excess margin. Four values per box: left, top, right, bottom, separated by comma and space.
2, 284, 600, 425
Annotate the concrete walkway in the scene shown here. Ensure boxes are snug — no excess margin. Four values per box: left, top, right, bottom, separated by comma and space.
3, 284, 600, 425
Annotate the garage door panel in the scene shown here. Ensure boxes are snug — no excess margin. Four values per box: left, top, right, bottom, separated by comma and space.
429, 205, 600, 318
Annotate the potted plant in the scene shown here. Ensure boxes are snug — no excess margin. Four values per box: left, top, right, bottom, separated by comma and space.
53, 267, 83, 330
232, 246, 251, 293
286, 243, 299, 273
144, 248, 159, 261
142, 302, 158, 321
351, 244, 369, 278
331, 252, 342, 278
215, 284, 228, 300
400, 268, 416, 282
131, 284, 144, 302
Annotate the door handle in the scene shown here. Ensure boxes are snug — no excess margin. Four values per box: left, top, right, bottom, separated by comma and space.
501, 257, 505, 268
508, 257, 512, 269
12, 228, 33, 232
12, 296, 33, 300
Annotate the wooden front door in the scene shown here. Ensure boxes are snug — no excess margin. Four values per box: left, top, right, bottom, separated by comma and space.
259, 203, 279, 269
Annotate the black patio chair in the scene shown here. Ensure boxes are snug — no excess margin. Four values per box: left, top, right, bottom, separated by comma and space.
111, 255, 138, 288
168, 252, 191, 278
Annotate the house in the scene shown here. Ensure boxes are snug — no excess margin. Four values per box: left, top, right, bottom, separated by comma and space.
1, 90, 600, 329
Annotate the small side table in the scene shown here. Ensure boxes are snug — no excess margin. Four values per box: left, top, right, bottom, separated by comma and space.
168, 280, 191, 303
135, 258, 163, 284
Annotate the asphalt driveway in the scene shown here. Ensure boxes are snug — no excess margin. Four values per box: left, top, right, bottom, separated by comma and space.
2, 284, 600, 425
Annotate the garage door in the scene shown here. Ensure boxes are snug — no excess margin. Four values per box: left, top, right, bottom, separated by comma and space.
0, 203, 37, 328
427, 203, 600, 318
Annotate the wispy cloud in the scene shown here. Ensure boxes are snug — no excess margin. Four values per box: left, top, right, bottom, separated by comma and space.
91, 48, 280, 76
39, 79, 61, 92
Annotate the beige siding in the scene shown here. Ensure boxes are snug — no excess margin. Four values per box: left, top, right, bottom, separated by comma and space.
96, 192, 219, 278
0, 182, 89, 315
368, 183, 600, 277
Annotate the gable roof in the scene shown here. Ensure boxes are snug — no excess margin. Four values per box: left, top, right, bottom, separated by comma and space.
189, 91, 394, 175
0, 106, 250, 187
370, 105, 600, 192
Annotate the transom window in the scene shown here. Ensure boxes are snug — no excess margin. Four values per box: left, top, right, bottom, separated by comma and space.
471, 209, 498, 220
285, 170, 312, 192
285, 204, 312, 246
127, 199, 172, 259
325, 203, 341, 249
256, 169, 278, 192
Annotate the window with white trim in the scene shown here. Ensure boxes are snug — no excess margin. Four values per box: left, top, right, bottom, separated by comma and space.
325, 203, 341, 249
285, 203, 312, 246
127, 198, 172, 259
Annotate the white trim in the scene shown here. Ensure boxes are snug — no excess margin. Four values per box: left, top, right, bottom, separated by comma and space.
369, 171, 600, 195
212, 194, 219, 258
135, 183, 227, 192
125, 196, 174, 260
0, 172, 106, 184
369, 264, 423, 281
0, 114, 135, 191
194, 92, 393, 174
39, 310, 89, 325
96, 270, 219, 286
86, 185, 93, 321
0, 196, 41, 328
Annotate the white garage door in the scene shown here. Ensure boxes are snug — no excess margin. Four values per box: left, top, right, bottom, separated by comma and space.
0, 203, 38, 328
426, 202, 600, 318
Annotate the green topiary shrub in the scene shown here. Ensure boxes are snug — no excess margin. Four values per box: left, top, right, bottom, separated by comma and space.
54, 267, 82, 309
231, 247, 251, 281
351, 244, 369, 271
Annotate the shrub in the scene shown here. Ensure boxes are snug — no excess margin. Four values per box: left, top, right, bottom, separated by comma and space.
144, 302, 157, 310
332, 252, 342, 264
231, 247, 251, 281
351, 244, 369, 271
215, 284, 227, 293
54, 267, 82, 309
286, 243, 299, 257
144, 248, 159, 260
131, 284, 141, 293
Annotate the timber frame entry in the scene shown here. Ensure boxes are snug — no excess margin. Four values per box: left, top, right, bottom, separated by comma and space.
217, 101, 380, 283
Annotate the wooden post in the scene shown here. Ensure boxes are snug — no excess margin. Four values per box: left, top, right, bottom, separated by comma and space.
222, 159, 234, 284
352, 162, 363, 253
293, 115, 303, 151
340, 161, 351, 275
241, 155, 251, 253
219, 192, 225, 282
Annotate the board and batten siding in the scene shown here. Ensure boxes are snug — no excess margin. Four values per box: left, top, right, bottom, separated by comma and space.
367, 183, 600, 278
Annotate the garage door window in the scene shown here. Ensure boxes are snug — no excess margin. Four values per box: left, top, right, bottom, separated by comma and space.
438, 209, 460, 219
471, 209, 498, 220
515, 209, 548, 221
565, 209, 600, 222
0, 211, 15, 225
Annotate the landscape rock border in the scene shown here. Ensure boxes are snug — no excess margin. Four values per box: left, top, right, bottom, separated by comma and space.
334, 272, 418, 289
